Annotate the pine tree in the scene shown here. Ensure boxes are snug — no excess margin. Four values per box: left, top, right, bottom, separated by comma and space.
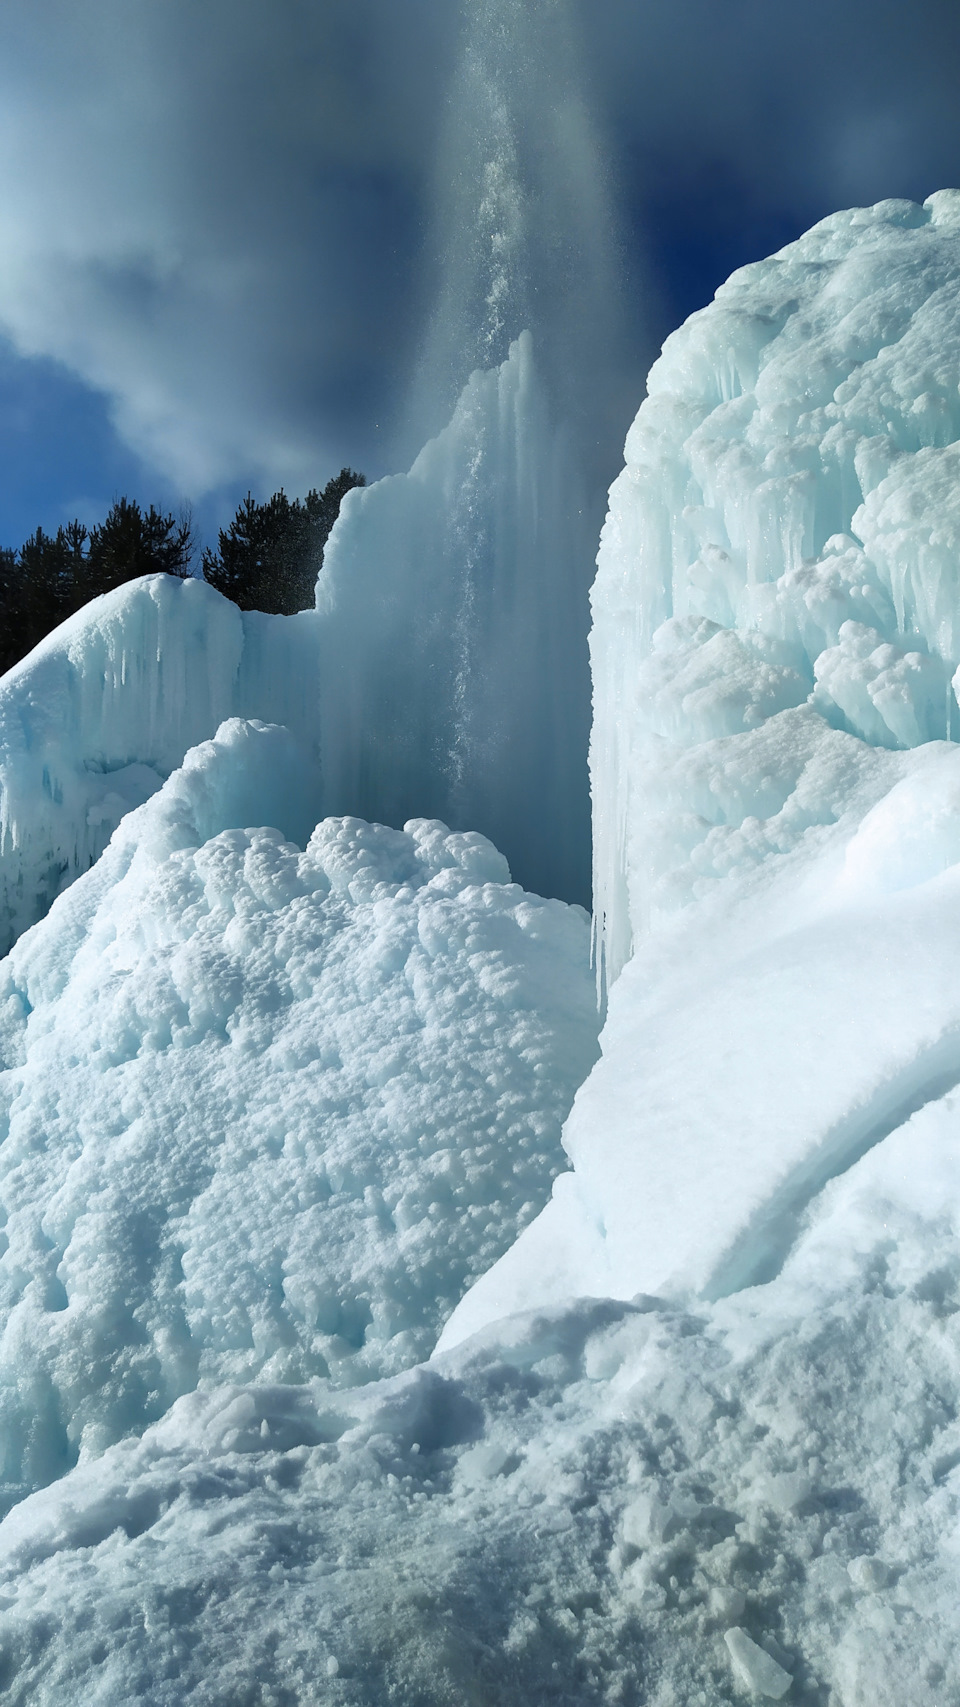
0, 501, 194, 678
202, 469, 365, 614
84, 499, 192, 598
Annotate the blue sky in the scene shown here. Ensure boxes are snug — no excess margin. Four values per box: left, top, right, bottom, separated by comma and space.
0, 0, 958, 561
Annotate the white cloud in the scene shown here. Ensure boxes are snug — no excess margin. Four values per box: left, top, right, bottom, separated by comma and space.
0, 0, 955, 500
0, 0, 456, 492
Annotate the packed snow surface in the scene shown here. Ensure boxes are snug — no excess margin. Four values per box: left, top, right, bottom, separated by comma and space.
3, 194, 960, 1704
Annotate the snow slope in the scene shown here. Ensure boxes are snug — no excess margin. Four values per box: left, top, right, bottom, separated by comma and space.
2, 1145, 960, 1705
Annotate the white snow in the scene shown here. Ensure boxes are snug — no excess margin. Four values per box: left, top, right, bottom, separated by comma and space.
2, 1147, 960, 1704
0, 574, 321, 955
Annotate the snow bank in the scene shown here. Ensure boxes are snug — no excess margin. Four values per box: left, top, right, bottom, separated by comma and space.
0, 574, 320, 956
0, 719, 597, 1512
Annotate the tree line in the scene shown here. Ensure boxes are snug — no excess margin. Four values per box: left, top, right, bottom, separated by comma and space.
0, 469, 364, 677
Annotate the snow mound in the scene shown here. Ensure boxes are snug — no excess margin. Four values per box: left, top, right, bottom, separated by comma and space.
0, 573, 320, 956
2, 1124, 959, 1705
0, 719, 598, 1513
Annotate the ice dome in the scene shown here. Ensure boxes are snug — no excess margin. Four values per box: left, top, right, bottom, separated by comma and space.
0, 718, 598, 1514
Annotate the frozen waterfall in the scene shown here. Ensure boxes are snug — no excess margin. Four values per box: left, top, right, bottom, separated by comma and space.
316, 333, 595, 906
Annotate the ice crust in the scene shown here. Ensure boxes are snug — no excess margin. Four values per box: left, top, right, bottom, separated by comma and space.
0, 719, 598, 1512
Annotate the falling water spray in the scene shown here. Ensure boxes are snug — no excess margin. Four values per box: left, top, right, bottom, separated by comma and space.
317, 0, 627, 905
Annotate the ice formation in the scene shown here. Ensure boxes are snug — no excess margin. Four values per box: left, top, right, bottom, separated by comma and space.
0, 718, 597, 1512
445, 191, 960, 1344
317, 333, 595, 906
313, 0, 626, 910
0, 574, 320, 955
0, 0, 619, 936
4, 195, 960, 1704
592, 187, 960, 983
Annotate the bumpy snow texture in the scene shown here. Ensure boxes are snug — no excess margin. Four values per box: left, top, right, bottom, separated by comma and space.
0, 718, 598, 1516
4, 195, 960, 1706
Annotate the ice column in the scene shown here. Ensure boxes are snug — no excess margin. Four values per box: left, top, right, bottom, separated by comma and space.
317, 332, 593, 905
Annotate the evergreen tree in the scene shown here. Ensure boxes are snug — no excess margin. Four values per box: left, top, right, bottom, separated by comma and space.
84, 499, 193, 598
0, 546, 24, 675
202, 469, 365, 614
0, 501, 194, 679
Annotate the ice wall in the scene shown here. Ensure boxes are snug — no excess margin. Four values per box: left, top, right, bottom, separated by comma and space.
317, 333, 594, 904
0, 574, 320, 954
591, 189, 960, 985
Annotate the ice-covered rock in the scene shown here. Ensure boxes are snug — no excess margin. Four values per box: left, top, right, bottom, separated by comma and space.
0, 719, 598, 1512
